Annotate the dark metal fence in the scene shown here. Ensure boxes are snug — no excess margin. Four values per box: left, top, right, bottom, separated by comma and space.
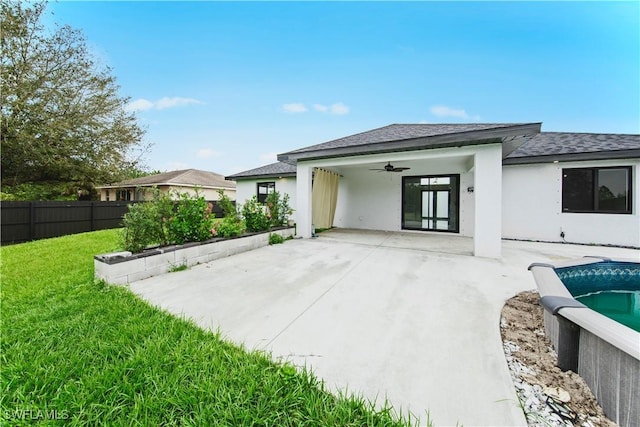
0, 200, 228, 245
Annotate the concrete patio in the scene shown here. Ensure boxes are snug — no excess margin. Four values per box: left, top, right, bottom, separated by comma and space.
127, 229, 639, 426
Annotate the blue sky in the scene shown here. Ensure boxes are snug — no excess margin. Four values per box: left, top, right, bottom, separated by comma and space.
46, 1, 639, 176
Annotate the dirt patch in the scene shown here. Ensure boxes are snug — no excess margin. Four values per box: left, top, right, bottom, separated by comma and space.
500, 291, 617, 427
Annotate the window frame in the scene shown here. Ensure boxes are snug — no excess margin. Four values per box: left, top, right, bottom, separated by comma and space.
401, 173, 460, 233
561, 166, 632, 214
116, 189, 132, 201
256, 181, 275, 203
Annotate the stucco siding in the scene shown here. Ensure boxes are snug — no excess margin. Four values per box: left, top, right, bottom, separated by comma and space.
502, 160, 640, 247
333, 168, 401, 231
333, 163, 476, 237
234, 177, 297, 222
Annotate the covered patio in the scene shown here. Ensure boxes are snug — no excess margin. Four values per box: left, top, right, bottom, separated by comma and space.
317, 227, 474, 256
278, 123, 542, 258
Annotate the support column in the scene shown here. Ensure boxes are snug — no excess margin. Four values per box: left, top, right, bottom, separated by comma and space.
473, 145, 503, 258
296, 163, 313, 238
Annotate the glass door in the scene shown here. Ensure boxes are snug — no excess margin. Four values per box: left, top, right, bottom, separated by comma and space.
402, 175, 459, 232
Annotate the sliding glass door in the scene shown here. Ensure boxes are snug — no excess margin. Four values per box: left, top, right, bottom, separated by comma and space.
402, 175, 460, 232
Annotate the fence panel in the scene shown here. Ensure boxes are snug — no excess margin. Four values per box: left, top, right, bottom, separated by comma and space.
0, 202, 32, 243
1, 200, 228, 245
0, 201, 133, 245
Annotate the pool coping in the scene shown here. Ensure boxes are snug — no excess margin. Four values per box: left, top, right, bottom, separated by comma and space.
528, 256, 640, 360
528, 256, 639, 427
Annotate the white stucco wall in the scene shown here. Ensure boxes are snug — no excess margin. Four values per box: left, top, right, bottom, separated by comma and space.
333, 162, 476, 237
472, 145, 503, 257
502, 159, 640, 247
234, 177, 297, 222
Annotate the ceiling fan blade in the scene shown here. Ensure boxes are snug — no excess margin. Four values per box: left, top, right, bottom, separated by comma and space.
392, 167, 411, 172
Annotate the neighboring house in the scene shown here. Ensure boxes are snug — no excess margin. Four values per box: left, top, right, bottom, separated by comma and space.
96, 169, 236, 201
230, 124, 640, 257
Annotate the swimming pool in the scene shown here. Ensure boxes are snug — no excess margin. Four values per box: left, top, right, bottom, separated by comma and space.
528, 257, 639, 427
554, 261, 640, 332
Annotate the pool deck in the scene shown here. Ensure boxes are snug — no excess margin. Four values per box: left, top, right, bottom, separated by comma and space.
128, 229, 639, 426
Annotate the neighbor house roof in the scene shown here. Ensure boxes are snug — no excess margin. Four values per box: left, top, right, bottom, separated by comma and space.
503, 132, 640, 164
97, 169, 235, 189
278, 123, 542, 162
226, 162, 297, 180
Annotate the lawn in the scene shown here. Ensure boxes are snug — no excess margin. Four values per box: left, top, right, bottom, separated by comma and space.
1, 230, 420, 426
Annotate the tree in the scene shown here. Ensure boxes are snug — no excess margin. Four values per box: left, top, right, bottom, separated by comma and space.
1, 1, 148, 199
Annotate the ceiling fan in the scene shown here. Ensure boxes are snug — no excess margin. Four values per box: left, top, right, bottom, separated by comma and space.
369, 162, 411, 173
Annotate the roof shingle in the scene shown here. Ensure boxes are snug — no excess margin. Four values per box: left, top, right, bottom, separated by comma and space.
284, 123, 535, 154
226, 162, 297, 180
504, 132, 640, 164
100, 169, 235, 189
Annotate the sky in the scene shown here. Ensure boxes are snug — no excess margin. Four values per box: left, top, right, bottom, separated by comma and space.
45, 1, 640, 176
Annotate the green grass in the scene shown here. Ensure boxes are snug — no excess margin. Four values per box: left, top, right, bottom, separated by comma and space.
1, 230, 422, 426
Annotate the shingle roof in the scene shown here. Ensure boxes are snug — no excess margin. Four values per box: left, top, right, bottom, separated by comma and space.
284, 123, 536, 154
503, 132, 640, 164
98, 169, 235, 189
226, 162, 297, 180
278, 123, 541, 161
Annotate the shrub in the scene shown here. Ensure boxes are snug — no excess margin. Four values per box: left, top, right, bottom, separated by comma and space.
120, 191, 173, 253
217, 189, 239, 221
242, 196, 271, 232
268, 233, 285, 245
265, 191, 293, 227
214, 189, 245, 238
121, 189, 216, 252
167, 191, 215, 244
216, 216, 245, 238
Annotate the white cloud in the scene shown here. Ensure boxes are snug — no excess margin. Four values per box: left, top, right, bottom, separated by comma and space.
197, 148, 223, 159
429, 105, 480, 121
125, 97, 203, 112
156, 97, 203, 110
259, 152, 278, 163
125, 98, 154, 112
282, 103, 308, 113
330, 102, 350, 115
312, 102, 350, 115
283, 102, 350, 115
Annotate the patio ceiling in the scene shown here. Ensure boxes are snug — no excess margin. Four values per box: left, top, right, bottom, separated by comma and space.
297, 147, 476, 177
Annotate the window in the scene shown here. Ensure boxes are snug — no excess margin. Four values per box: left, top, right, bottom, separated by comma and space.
257, 182, 275, 203
562, 167, 632, 214
116, 189, 132, 201
402, 174, 460, 232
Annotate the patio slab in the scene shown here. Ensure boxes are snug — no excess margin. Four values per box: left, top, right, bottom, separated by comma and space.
127, 229, 639, 426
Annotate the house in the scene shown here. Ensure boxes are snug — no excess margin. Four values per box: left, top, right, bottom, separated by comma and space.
226, 160, 297, 210
227, 124, 640, 257
96, 169, 236, 202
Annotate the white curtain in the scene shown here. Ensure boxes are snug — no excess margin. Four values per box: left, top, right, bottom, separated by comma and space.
312, 168, 339, 229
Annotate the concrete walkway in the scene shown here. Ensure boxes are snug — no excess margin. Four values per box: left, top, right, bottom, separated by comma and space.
128, 229, 639, 427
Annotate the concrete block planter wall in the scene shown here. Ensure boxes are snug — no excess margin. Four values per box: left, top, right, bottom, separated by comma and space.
95, 227, 295, 285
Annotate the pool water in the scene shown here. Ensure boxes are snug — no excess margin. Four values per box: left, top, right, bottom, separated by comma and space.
575, 290, 640, 332
555, 261, 640, 333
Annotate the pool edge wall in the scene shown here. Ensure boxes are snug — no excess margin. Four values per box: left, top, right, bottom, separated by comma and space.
529, 258, 640, 427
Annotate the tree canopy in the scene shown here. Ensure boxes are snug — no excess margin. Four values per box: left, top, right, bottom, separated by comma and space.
1, 1, 147, 199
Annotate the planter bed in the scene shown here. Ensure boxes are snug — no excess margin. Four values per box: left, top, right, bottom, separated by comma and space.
95, 227, 295, 285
